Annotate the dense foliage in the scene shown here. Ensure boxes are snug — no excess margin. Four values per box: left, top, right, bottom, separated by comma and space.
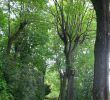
0, 0, 109, 100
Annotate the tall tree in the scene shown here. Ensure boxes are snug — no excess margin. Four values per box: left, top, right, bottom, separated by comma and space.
49, 0, 95, 99
0, 0, 50, 100
91, 0, 109, 100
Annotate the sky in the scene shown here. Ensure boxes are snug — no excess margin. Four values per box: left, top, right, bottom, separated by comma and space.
48, 0, 54, 6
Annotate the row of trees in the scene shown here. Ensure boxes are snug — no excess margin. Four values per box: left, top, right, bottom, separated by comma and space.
0, 0, 109, 100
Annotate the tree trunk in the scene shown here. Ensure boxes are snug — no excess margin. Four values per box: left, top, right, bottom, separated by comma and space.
91, 0, 109, 100
58, 70, 74, 100
65, 50, 75, 100
59, 49, 74, 100
66, 69, 74, 100
58, 72, 66, 100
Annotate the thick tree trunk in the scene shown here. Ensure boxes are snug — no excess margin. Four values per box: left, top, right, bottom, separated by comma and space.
66, 70, 74, 100
91, 0, 109, 100
58, 70, 74, 100
65, 51, 75, 100
59, 49, 74, 100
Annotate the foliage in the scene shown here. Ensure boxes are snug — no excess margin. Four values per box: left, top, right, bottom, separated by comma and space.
0, 0, 103, 100
45, 67, 60, 98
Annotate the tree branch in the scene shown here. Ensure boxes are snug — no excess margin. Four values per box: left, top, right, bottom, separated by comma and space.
6, 21, 27, 54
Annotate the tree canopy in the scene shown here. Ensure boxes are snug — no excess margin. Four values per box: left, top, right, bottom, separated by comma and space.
0, 0, 109, 100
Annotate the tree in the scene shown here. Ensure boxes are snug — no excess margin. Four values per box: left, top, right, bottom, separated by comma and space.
44, 22, 96, 100
49, 0, 95, 99
0, 0, 50, 100
1, 0, 109, 99
91, 0, 109, 100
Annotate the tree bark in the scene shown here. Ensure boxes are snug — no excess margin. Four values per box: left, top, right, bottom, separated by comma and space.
65, 52, 75, 100
66, 70, 74, 100
58, 71, 66, 100
58, 69, 74, 100
91, 0, 109, 100
58, 47, 75, 100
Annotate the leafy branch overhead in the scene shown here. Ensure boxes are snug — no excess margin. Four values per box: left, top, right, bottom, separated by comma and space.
0, 0, 107, 100
51, 0, 95, 54
6, 0, 48, 54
